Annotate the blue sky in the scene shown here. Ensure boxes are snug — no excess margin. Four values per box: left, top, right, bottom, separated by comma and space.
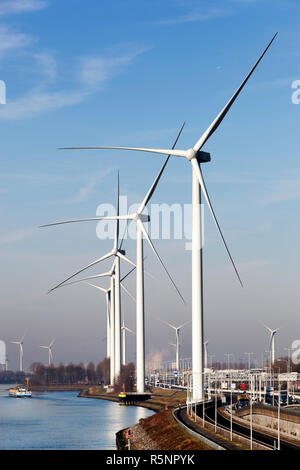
0, 0, 299, 370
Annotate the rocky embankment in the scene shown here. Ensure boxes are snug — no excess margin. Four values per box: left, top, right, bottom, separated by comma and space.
117, 409, 212, 450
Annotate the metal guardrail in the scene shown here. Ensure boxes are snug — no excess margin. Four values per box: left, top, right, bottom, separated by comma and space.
172, 406, 226, 451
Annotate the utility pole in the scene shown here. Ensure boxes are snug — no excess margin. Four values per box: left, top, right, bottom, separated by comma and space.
208, 354, 215, 369
245, 352, 255, 373
224, 353, 233, 371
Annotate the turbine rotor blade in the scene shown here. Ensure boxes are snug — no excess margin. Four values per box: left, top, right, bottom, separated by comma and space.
57, 271, 112, 288
60, 146, 188, 158
193, 33, 278, 152
84, 282, 107, 293
159, 318, 176, 330
178, 320, 191, 329
262, 323, 272, 333
117, 252, 136, 268
114, 170, 120, 250
120, 264, 137, 283
137, 122, 185, 214
49, 338, 56, 348
48, 251, 114, 293
120, 283, 136, 303
125, 327, 135, 334
40, 215, 131, 228
138, 220, 185, 304
119, 221, 128, 251
191, 159, 243, 287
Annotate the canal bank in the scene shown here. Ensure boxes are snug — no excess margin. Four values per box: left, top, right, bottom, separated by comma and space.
79, 387, 213, 450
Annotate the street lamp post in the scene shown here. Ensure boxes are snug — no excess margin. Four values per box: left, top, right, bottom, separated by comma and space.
278, 376, 281, 451
230, 371, 233, 441
250, 375, 253, 450
224, 353, 233, 371
215, 375, 217, 433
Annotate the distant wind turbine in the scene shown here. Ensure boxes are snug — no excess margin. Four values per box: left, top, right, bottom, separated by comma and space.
160, 319, 190, 372
263, 324, 279, 364
121, 317, 135, 366
204, 340, 208, 370
40, 338, 56, 366
10, 333, 25, 372
59, 34, 277, 400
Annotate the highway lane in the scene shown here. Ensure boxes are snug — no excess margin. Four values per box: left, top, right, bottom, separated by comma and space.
201, 401, 300, 451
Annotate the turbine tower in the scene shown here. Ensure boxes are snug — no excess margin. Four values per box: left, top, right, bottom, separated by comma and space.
161, 319, 190, 372
59, 34, 277, 400
10, 333, 25, 372
121, 317, 135, 366
204, 340, 208, 370
40, 338, 56, 366
264, 324, 279, 364
43, 126, 185, 393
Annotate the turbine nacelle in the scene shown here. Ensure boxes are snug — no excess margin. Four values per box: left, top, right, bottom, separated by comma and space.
135, 213, 150, 223
186, 149, 211, 163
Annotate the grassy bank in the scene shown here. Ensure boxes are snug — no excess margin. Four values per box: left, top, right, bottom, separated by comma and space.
79, 386, 187, 411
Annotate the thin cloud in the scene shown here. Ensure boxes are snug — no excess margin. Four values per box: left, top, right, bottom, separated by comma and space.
158, 7, 230, 25
0, 25, 34, 53
0, 227, 36, 246
263, 179, 300, 204
0, 0, 48, 16
0, 45, 149, 120
0, 89, 89, 120
62, 168, 116, 205
79, 46, 150, 87
33, 52, 57, 80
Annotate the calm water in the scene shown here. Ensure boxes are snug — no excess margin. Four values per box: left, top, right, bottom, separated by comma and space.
0, 384, 154, 450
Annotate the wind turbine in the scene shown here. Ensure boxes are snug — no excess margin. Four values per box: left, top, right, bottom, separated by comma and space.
121, 317, 135, 366
43, 125, 185, 393
40, 338, 56, 366
160, 319, 190, 372
204, 340, 208, 370
42, 173, 135, 381
263, 324, 279, 364
50, 262, 136, 385
59, 34, 277, 400
10, 333, 25, 372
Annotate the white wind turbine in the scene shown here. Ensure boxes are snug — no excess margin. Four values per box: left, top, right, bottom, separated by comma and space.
161, 319, 190, 372
40, 338, 56, 366
49, 261, 136, 385
10, 333, 25, 372
263, 324, 279, 364
204, 340, 208, 370
59, 34, 277, 400
43, 125, 186, 393
42, 173, 135, 382
121, 317, 135, 366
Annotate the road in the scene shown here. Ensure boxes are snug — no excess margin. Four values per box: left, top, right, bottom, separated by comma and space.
175, 401, 300, 450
